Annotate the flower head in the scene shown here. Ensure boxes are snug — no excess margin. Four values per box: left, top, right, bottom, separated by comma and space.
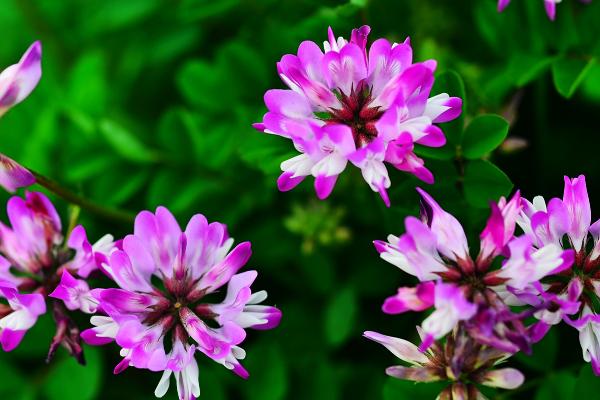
516, 175, 600, 375
0, 191, 112, 361
0, 41, 42, 117
83, 207, 281, 400
374, 188, 573, 353
255, 26, 461, 206
364, 326, 524, 399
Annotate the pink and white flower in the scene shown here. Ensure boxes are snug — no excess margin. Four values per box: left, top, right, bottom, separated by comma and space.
83, 207, 281, 400
516, 175, 600, 375
0, 42, 42, 192
0, 41, 42, 117
0, 191, 113, 359
255, 26, 462, 206
364, 326, 524, 398
374, 188, 573, 352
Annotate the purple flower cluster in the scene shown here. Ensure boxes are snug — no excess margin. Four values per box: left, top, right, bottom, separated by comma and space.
365, 176, 600, 396
0, 39, 282, 400
0, 191, 112, 360
255, 26, 461, 206
81, 207, 281, 400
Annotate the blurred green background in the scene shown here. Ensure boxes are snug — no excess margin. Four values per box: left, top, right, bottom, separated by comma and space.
1, 0, 599, 399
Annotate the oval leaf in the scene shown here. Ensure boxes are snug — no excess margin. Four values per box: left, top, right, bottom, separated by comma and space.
462, 114, 509, 159
324, 287, 357, 346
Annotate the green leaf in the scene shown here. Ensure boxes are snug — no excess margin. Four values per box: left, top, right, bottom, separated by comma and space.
573, 365, 600, 397
45, 347, 103, 400
67, 51, 108, 115
324, 287, 357, 346
157, 108, 196, 160
507, 53, 556, 87
535, 371, 576, 400
414, 145, 455, 161
99, 119, 159, 163
176, 60, 224, 112
461, 114, 509, 159
552, 56, 596, 98
463, 160, 513, 208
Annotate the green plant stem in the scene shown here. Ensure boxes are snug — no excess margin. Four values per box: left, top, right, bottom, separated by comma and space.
31, 170, 135, 224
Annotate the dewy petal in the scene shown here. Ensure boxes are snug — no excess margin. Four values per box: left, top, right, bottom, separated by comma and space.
417, 188, 469, 261
479, 368, 524, 389
0, 41, 42, 115
562, 175, 591, 252
0, 154, 35, 192
363, 331, 429, 365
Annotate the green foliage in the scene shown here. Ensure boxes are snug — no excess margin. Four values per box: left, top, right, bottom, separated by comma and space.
464, 160, 513, 208
45, 348, 103, 400
462, 114, 509, 159
552, 56, 596, 98
1, 0, 599, 399
324, 287, 358, 346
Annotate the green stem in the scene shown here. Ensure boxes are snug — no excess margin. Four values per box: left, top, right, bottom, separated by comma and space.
31, 170, 135, 225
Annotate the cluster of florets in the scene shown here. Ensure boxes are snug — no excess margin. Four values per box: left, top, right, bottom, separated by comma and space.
1, 18, 598, 400
365, 175, 600, 397
255, 26, 461, 206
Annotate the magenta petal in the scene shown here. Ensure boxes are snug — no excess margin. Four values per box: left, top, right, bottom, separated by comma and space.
314, 175, 338, 200
544, 0, 557, 20
277, 171, 305, 192
199, 242, 252, 293
498, 0, 511, 11
81, 328, 114, 345
0, 329, 26, 351
382, 282, 435, 314
251, 307, 282, 330
0, 41, 42, 113
0, 154, 35, 192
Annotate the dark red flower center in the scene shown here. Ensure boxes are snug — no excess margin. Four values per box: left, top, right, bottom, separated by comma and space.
320, 83, 384, 148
